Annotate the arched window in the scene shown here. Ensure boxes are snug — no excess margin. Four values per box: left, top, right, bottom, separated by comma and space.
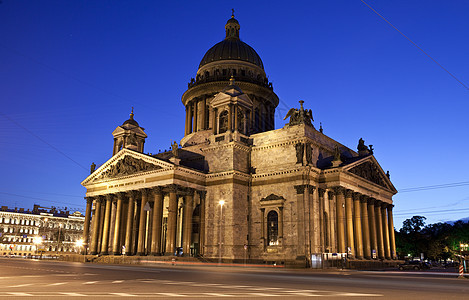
267, 210, 279, 246
219, 110, 229, 134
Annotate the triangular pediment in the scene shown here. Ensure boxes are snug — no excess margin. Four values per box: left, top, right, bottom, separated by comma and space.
211, 87, 253, 109
81, 149, 173, 185
344, 156, 397, 193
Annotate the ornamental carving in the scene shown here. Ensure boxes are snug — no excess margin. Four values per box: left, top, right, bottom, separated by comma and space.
93, 156, 161, 181
348, 162, 387, 188
261, 194, 285, 201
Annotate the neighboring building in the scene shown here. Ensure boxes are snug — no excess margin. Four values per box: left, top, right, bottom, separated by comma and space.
0, 205, 84, 256
81, 14, 397, 266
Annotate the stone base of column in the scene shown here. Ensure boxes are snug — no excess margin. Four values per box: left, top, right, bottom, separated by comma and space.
111, 252, 121, 256
151, 252, 162, 256
124, 253, 133, 256
136, 252, 145, 256
90, 251, 97, 255
101, 251, 108, 255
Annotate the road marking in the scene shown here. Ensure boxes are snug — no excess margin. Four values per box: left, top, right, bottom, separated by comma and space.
7, 292, 33, 296
111, 293, 137, 297
204, 293, 232, 297
61, 292, 86, 296
83, 281, 98, 284
338, 292, 383, 297
158, 293, 186, 297
7, 283, 34, 288
112, 280, 124, 283
48, 282, 67, 286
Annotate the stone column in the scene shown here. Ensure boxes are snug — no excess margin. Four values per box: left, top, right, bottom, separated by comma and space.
260, 208, 266, 250
212, 108, 217, 134
193, 99, 198, 133
353, 193, 364, 259
112, 193, 124, 255
185, 105, 189, 135
90, 198, 102, 255
375, 201, 385, 259
319, 189, 329, 250
335, 188, 346, 253
328, 191, 337, 252
151, 187, 163, 255
199, 191, 206, 256
234, 106, 239, 132
368, 199, 378, 259
201, 97, 206, 130
345, 189, 355, 257
278, 207, 284, 245
137, 189, 149, 256
183, 189, 194, 256
100, 194, 113, 255
124, 191, 136, 255
381, 203, 391, 259
387, 205, 397, 259
83, 197, 93, 253
361, 196, 371, 259
165, 185, 178, 255
228, 104, 233, 133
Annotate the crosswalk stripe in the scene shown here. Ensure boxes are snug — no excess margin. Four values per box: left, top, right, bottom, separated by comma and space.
48, 282, 67, 286
110, 293, 137, 297
112, 280, 124, 283
61, 292, 86, 296
83, 281, 98, 284
157, 293, 186, 297
7, 283, 33, 288
7, 293, 33, 296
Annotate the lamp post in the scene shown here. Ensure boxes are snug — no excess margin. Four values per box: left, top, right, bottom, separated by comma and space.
218, 200, 225, 265
76, 239, 84, 254
33, 236, 43, 257
56, 223, 62, 255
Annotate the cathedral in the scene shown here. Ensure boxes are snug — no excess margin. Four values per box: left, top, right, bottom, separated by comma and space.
81, 14, 397, 267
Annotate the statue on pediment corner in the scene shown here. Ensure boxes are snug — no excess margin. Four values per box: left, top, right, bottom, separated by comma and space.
284, 100, 314, 127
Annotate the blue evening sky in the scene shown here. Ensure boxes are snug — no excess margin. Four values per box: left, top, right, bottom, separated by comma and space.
1, 0, 468, 229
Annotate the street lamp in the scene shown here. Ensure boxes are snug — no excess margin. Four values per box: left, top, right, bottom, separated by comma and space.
33, 236, 43, 257
76, 239, 84, 254
218, 200, 225, 265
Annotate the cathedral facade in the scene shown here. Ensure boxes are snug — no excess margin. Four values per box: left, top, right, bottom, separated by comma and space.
81, 15, 397, 267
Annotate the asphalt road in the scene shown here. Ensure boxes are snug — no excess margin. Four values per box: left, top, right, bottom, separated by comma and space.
0, 257, 468, 299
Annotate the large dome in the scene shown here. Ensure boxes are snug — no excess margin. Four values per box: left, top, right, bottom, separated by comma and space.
199, 39, 264, 69
198, 16, 264, 70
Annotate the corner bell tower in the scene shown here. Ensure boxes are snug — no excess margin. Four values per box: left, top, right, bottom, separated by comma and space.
112, 108, 147, 155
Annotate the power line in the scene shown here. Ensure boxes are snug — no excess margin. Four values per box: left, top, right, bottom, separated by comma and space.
0, 191, 84, 210
399, 181, 469, 193
0, 112, 88, 172
360, 0, 469, 91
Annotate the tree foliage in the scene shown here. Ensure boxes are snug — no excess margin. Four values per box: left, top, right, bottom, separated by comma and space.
396, 216, 469, 260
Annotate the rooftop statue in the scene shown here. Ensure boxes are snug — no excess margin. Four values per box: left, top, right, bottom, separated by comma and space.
283, 100, 314, 127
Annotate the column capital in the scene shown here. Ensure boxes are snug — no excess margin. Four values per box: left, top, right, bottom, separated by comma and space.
345, 189, 354, 198
96, 195, 105, 203
140, 188, 152, 197
197, 190, 207, 199
374, 200, 383, 207
367, 198, 376, 205
333, 186, 345, 196
125, 190, 138, 199
85, 196, 94, 204
381, 202, 391, 209
360, 194, 369, 203
166, 184, 179, 194
105, 194, 114, 201
151, 186, 164, 195
387, 204, 395, 210
318, 188, 326, 197
116, 191, 127, 200
352, 192, 361, 201
294, 184, 306, 194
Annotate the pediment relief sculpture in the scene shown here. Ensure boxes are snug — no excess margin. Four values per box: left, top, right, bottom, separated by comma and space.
348, 161, 387, 188
261, 194, 286, 202
93, 155, 162, 181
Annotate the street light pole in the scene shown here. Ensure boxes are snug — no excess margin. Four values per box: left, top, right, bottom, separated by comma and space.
218, 200, 225, 265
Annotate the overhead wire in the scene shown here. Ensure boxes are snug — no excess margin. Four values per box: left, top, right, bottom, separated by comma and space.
360, 0, 469, 91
